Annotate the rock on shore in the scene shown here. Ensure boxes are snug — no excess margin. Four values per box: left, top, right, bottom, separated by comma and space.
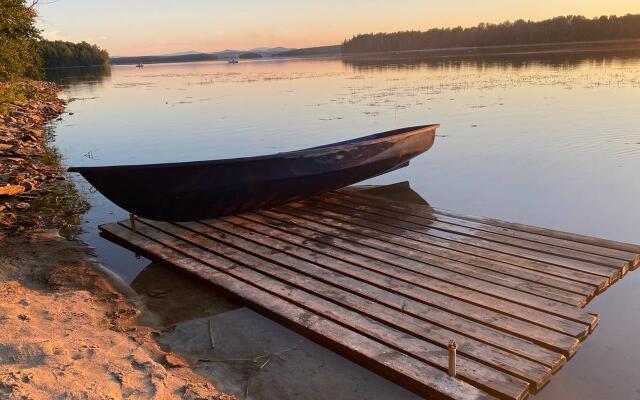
0, 81, 84, 240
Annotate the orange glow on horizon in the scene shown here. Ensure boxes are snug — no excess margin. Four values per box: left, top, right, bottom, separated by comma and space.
36, 1, 640, 56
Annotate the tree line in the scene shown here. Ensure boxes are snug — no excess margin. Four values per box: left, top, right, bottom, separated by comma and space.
342, 14, 640, 54
1, 0, 109, 83
39, 40, 110, 68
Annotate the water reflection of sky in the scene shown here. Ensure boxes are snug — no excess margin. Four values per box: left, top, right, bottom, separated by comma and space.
51, 54, 640, 241
47, 52, 640, 400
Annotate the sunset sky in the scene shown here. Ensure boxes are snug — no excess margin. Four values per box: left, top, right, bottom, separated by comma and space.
35, 0, 640, 56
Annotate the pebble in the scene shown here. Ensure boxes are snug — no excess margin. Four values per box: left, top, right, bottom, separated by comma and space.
163, 353, 189, 368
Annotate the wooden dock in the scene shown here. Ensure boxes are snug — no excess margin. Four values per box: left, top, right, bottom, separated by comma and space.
100, 187, 640, 400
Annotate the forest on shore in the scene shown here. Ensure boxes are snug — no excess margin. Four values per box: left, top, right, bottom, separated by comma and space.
342, 14, 640, 53
1, 1, 109, 82
39, 40, 110, 68
1, 1, 108, 111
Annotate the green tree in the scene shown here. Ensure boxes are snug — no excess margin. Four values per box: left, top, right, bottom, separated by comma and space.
0, 0, 42, 81
39, 40, 110, 68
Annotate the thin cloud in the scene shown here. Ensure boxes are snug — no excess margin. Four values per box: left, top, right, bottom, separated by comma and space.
42, 30, 71, 41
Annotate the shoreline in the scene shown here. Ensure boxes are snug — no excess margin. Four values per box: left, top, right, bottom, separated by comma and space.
339, 37, 640, 59
106, 38, 640, 66
1, 81, 80, 239
0, 82, 233, 399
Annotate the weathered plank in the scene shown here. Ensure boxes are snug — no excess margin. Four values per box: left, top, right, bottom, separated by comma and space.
99, 222, 498, 400
429, 205, 640, 259
97, 190, 640, 400
232, 210, 586, 307
337, 190, 638, 264
115, 220, 535, 397
263, 208, 598, 333
290, 201, 591, 306
291, 201, 620, 280
137, 218, 552, 391
322, 192, 629, 271
251, 206, 591, 306
270, 205, 607, 291
235, 212, 589, 349
206, 215, 576, 362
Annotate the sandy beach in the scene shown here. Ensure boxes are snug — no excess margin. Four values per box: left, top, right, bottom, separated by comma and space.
0, 83, 233, 400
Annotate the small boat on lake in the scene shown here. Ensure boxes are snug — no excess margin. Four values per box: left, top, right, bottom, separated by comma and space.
228, 59, 239, 64
68, 124, 439, 221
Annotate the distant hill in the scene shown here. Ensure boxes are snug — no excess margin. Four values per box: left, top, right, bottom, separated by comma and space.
109, 45, 334, 65
238, 52, 263, 59
214, 47, 293, 58
110, 53, 219, 65
159, 50, 204, 57
249, 46, 295, 54
274, 45, 341, 57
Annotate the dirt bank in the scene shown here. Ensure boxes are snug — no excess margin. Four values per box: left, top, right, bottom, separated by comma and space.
0, 82, 233, 399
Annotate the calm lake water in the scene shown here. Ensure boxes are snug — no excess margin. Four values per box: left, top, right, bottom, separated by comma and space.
49, 52, 640, 400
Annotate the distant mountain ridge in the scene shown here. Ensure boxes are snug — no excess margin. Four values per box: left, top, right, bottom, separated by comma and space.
159, 50, 203, 57
274, 45, 341, 57
110, 46, 337, 65
112, 47, 296, 59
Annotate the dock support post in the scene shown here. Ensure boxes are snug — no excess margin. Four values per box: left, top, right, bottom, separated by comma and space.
130, 213, 136, 232
448, 340, 457, 377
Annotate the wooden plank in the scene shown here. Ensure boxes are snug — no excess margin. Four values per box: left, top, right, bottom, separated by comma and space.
293, 204, 591, 306
99, 223, 497, 400
234, 211, 591, 343
428, 205, 640, 258
240, 209, 594, 300
248, 205, 590, 306
225, 212, 588, 308
207, 215, 577, 362
95, 189, 640, 400
138, 217, 553, 392
114, 220, 534, 397
324, 192, 630, 271
271, 205, 607, 292
252, 210, 596, 338
338, 190, 639, 264
298, 200, 621, 280
259, 208, 597, 337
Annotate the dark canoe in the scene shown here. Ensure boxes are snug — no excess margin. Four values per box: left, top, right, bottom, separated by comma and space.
68, 124, 439, 221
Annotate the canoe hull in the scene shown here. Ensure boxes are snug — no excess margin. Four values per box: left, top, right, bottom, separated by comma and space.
69, 125, 438, 221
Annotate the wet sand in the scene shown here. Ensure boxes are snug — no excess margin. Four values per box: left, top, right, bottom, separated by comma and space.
0, 232, 232, 399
